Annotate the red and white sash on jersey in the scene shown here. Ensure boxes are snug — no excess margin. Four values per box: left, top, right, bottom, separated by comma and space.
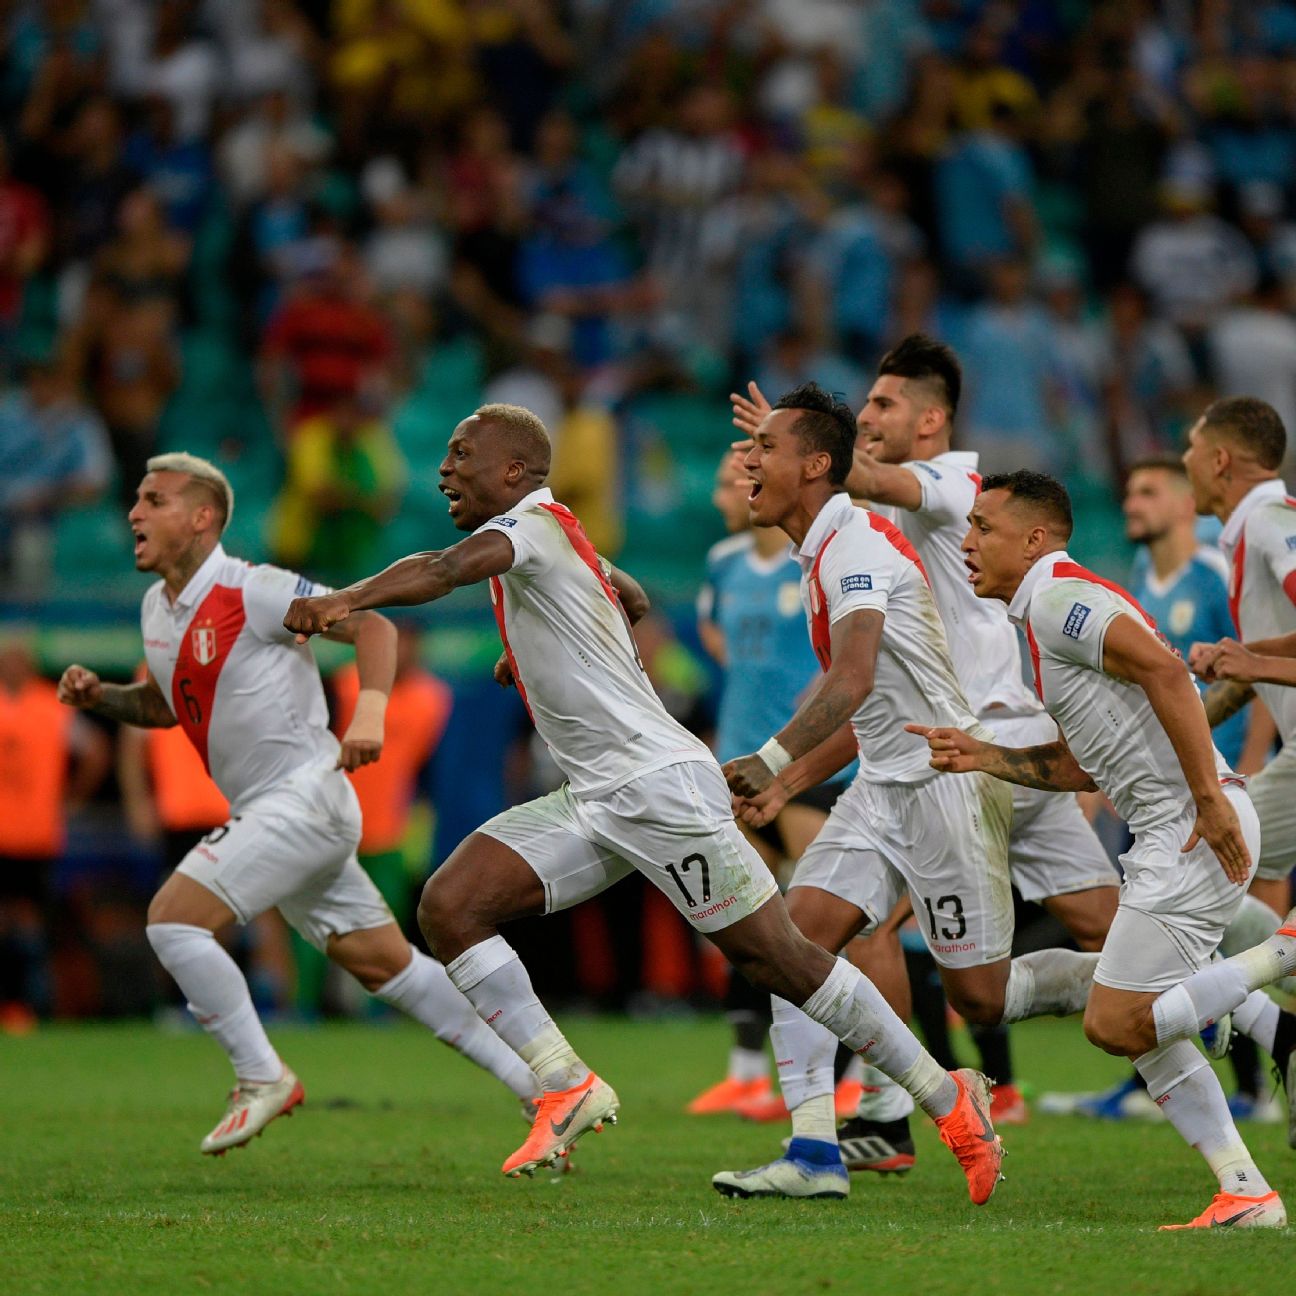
171, 585, 247, 771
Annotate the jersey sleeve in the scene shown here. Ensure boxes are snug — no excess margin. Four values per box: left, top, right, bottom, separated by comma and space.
817, 527, 894, 623
1029, 579, 1130, 672
901, 460, 976, 526
473, 506, 553, 577
244, 566, 331, 643
1247, 505, 1296, 603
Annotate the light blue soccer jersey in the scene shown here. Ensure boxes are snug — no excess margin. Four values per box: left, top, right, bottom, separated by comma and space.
698, 533, 826, 765
1129, 546, 1247, 766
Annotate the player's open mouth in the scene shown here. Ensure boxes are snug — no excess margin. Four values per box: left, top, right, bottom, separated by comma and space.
133, 530, 147, 556
747, 480, 763, 502
964, 559, 980, 584
441, 487, 464, 515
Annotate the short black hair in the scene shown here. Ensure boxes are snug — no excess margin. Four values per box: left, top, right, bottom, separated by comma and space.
980, 469, 1073, 540
877, 333, 962, 418
1200, 396, 1287, 471
771, 382, 858, 486
1126, 454, 1188, 480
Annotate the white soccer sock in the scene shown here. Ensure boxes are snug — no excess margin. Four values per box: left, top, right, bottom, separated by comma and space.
727, 1046, 768, 1083
374, 949, 539, 1101
1152, 924, 1296, 1047
841, 1053, 865, 1085
1135, 1040, 1271, 1196
444, 935, 588, 1092
1233, 990, 1281, 1056
799, 957, 957, 1119
855, 1064, 916, 1122
146, 922, 282, 1084
770, 996, 838, 1138
1001, 950, 1098, 1023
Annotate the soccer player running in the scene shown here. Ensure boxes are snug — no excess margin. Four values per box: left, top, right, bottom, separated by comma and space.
689, 453, 858, 1119
911, 469, 1296, 1229
1182, 396, 1296, 1134
283, 402, 1005, 1203
714, 385, 1096, 1199
59, 453, 540, 1156
730, 339, 1117, 1162
1122, 456, 1280, 1121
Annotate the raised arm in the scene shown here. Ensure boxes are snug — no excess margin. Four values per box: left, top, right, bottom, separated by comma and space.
58, 664, 177, 729
724, 610, 881, 797
283, 531, 516, 639
843, 445, 923, 511
1103, 614, 1250, 884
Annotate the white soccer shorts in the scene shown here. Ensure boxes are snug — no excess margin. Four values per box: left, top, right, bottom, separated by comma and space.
1245, 742, 1296, 882
477, 759, 779, 933
176, 758, 393, 949
789, 769, 1014, 969
988, 711, 1119, 903
1094, 782, 1260, 993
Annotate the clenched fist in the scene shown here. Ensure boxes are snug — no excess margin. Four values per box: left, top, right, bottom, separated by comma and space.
284, 593, 353, 642
58, 664, 102, 709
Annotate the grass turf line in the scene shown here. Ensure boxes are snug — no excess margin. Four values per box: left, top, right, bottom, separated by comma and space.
3, 1015, 1292, 1295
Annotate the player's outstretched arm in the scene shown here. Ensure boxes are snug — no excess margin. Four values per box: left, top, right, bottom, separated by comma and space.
843, 445, 923, 511
283, 532, 517, 638
58, 665, 177, 729
724, 610, 881, 797
904, 723, 1097, 791
1104, 614, 1250, 885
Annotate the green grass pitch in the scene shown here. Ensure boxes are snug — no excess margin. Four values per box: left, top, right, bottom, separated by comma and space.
4, 1015, 1293, 1295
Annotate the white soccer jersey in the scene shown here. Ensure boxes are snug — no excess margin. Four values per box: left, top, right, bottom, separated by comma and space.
793, 492, 984, 784
141, 544, 337, 814
476, 487, 711, 798
1218, 478, 1296, 744
878, 451, 1040, 717
1008, 551, 1233, 835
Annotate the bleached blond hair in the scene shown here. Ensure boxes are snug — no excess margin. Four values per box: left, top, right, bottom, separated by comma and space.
146, 452, 235, 533
472, 403, 552, 477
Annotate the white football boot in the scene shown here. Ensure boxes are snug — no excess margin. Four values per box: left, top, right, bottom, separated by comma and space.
201, 1067, 305, 1156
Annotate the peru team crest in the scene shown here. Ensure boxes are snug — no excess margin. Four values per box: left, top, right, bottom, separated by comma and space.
192, 626, 217, 665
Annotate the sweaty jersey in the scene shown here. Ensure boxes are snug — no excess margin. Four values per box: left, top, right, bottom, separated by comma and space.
1008, 550, 1232, 836
477, 487, 710, 797
697, 532, 819, 763
1219, 479, 1296, 746
140, 544, 337, 814
1129, 545, 1247, 767
793, 492, 985, 785
875, 450, 1040, 718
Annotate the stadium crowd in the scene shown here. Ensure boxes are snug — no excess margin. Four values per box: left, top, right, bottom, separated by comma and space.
5, 0, 1296, 1028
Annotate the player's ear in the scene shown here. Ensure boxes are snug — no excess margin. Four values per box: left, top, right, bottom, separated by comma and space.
802, 450, 832, 484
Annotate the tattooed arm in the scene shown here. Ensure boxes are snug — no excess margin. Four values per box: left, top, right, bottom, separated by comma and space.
904, 724, 1097, 791
1203, 678, 1256, 727
58, 665, 177, 728
724, 610, 882, 797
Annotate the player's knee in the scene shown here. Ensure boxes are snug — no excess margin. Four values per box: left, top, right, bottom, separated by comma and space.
1083, 1007, 1140, 1057
946, 986, 1004, 1028
417, 878, 471, 957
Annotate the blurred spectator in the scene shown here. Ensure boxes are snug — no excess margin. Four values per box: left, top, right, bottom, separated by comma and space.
934, 99, 1037, 290
752, 326, 867, 415
1103, 280, 1197, 481
122, 96, 212, 235
951, 19, 1038, 130
219, 90, 332, 211
615, 83, 745, 344
960, 258, 1058, 473
796, 47, 870, 189
0, 352, 111, 590
1041, 262, 1110, 479
269, 393, 407, 584
0, 134, 50, 355
224, 0, 321, 106
133, 0, 220, 142
259, 246, 394, 429
517, 108, 630, 368
361, 157, 449, 302
0, 632, 110, 1027
1130, 178, 1258, 339
1209, 276, 1296, 448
